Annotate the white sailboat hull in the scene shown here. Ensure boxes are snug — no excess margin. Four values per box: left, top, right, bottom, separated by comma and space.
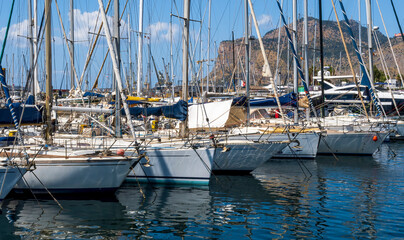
318, 131, 388, 155
14, 156, 133, 194
212, 141, 288, 172
395, 121, 404, 136
0, 164, 26, 200
229, 127, 320, 159
269, 132, 320, 159
126, 147, 214, 185
230, 132, 320, 159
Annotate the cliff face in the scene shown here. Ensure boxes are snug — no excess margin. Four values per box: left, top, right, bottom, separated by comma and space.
211, 17, 404, 88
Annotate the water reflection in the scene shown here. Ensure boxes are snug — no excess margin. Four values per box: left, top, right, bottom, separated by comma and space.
209, 175, 281, 239
0, 145, 402, 239
116, 183, 211, 239
1, 197, 128, 239
251, 155, 397, 239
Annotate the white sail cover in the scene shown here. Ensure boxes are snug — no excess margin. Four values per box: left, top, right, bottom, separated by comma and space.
188, 100, 233, 129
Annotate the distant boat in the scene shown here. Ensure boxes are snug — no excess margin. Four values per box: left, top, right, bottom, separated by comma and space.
311, 79, 404, 116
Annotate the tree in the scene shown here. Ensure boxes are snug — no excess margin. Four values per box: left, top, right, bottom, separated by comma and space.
373, 65, 386, 82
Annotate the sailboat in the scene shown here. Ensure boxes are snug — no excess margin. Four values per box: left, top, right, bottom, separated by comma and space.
272, 0, 390, 157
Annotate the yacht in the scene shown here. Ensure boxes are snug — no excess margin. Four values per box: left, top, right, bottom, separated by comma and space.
311, 78, 404, 116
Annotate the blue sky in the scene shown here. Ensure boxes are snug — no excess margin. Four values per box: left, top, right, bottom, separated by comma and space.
0, 0, 403, 91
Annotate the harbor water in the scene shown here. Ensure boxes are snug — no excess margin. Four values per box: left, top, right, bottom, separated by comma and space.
1, 142, 403, 239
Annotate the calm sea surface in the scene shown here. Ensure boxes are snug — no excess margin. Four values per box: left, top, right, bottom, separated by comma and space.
1, 142, 403, 239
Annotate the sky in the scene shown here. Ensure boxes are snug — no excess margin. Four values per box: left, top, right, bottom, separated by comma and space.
0, 0, 403, 92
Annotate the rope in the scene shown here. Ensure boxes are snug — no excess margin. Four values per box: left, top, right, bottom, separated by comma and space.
30, 171, 63, 210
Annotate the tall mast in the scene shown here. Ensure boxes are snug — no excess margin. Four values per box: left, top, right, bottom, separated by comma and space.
114, 0, 121, 137
312, 25, 317, 88
170, 1, 174, 99
180, 0, 190, 138
358, 0, 362, 78
45, 0, 52, 145
28, 0, 34, 95
137, 0, 144, 96
232, 31, 235, 91
366, 0, 374, 83
304, 0, 308, 85
214, 41, 217, 92
128, 14, 133, 93
319, 0, 325, 118
70, 0, 75, 89
206, 0, 211, 93
304, 0, 309, 119
293, 0, 298, 123
147, 37, 152, 96
33, 0, 38, 100
244, 0, 250, 124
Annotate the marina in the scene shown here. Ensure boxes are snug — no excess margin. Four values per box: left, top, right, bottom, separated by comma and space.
0, 0, 403, 239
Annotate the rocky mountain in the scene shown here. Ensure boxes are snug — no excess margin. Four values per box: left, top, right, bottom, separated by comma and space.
211, 17, 404, 88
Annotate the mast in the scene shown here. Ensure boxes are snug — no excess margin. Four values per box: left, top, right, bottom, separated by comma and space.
319, 0, 325, 118
358, 0, 362, 78
312, 24, 316, 88
179, 0, 190, 138
28, 0, 34, 95
170, 1, 174, 99
304, 0, 309, 120
70, 0, 75, 89
45, 0, 52, 145
232, 31, 235, 91
147, 37, 152, 96
128, 14, 133, 93
207, 0, 211, 93
293, 0, 298, 123
137, 0, 144, 96
366, 0, 374, 83
304, 0, 308, 85
244, 0, 250, 125
114, 0, 121, 137
33, 0, 39, 100
214, 41, 217, 92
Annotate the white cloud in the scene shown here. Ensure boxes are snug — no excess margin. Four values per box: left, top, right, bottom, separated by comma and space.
0, 9, 128, 48
73, 9, 126, 44
52, 9, 130, 45
257, 14, 272, 27
0, 19, 31, 48
147, 21, 180, 42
